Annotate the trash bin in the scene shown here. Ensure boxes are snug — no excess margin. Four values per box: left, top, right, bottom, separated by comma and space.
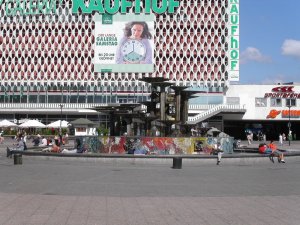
172, 157, 182, 169
14, 154, 22, 165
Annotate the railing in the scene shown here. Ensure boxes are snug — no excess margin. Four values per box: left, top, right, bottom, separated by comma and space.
0, 103, 245, 122
0, 103, 222, 111
0, 103, 223, 110
187, 104, 246, 124
0, 103, 107, 110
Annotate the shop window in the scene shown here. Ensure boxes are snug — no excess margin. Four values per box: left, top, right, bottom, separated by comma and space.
270, 98, 282, 107
255, 98, 267, 107
286, 99, 296, 107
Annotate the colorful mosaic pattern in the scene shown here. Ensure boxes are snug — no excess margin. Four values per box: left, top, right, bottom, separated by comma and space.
96, 136, 234, 155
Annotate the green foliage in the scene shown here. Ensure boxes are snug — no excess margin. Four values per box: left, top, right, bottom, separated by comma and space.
3, 129, 17, 135
97, 125, 109, 136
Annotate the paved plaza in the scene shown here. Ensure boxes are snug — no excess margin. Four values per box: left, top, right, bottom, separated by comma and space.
0, 139, 300, 225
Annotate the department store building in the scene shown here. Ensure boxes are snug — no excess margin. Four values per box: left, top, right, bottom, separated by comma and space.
8, 1, 298, 139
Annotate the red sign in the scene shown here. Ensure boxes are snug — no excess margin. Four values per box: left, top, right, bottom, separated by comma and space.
266, 110, 281, 119
267, 109, 300, 119
271, 86, 294, 93
264, 86, 300, 98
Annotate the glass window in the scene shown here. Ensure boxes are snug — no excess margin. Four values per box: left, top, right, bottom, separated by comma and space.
21, 95, 28, 103
0, 95, 5, 103
48, 95, 62, 103
255, 98, 267, 107
61, 95, 67, 103
78, 96, 86, 103
38, 95, 46, 103
270, 98, 282, 107
286, 99, 296, 107
11, 95, 20, 103
226, 97, 239, 105
29, 95, 38, 103
70, 95, 78, 103
87, 96, 94, 103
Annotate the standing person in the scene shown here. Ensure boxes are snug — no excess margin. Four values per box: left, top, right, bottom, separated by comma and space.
282, 133, 286, 141
211, 142, 223, 165
279, 133, 283, 146
216, 143, 224, 165
23, 132, 27, 144
288, 131, 292, 141
115, 21, 153, 64
246, 133, 252, 145
263, 134, 266, 142
0, 130, 4, 144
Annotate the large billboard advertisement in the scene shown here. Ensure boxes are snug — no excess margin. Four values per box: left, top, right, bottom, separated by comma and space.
94, 14, 155, 73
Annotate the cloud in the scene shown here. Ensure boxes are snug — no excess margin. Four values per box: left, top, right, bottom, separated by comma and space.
282, 39, 300, 58
240, 47, 272, 64
260, 73, 299, 85
260, 75, 286, 84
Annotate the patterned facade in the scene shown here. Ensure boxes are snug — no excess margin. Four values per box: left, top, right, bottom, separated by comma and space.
0, 0, 237, 104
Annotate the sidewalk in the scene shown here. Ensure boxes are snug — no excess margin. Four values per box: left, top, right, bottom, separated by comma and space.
1, 138, 300, 225
1, 151, 300, 225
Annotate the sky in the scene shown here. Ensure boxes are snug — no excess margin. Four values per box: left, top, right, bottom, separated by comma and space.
239, 0, 300, 84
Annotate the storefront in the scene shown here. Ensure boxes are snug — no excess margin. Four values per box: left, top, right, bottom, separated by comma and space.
223, 84, 300, 140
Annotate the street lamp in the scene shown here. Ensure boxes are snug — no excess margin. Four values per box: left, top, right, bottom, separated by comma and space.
59, 104, 63, 145
287, 104, 292, 146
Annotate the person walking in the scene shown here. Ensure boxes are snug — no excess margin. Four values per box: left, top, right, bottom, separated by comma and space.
211, 142, 223, 165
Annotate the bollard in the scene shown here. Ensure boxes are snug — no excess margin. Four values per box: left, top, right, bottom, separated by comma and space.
14, 154, 22, 165
172, 157, 182, 169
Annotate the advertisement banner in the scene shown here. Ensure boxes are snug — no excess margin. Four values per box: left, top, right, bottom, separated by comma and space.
94, 14, 155, 73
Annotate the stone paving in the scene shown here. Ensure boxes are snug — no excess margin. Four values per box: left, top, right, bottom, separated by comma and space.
0, 138, 300, 225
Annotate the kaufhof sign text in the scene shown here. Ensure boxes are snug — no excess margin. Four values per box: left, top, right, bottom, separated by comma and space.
229, 0, 239, 82
2, 0, 179, 16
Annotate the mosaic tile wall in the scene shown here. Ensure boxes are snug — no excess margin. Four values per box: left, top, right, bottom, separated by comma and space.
0, 0, 234, 95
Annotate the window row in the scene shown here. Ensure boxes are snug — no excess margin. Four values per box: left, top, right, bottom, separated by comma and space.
255, 98, 297, 107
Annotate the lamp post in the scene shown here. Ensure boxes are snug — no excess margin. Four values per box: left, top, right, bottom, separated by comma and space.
59, 104, 63, 145
287, 104, 292, 146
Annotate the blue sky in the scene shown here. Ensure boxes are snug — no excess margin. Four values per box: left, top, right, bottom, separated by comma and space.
239, 0, 300, 84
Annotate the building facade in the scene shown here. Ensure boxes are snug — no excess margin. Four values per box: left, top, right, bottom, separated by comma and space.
186, 84, 300, 140
0, 0, 239, 124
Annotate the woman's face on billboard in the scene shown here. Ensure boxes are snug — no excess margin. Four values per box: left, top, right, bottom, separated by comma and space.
131, 24, 144, 39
